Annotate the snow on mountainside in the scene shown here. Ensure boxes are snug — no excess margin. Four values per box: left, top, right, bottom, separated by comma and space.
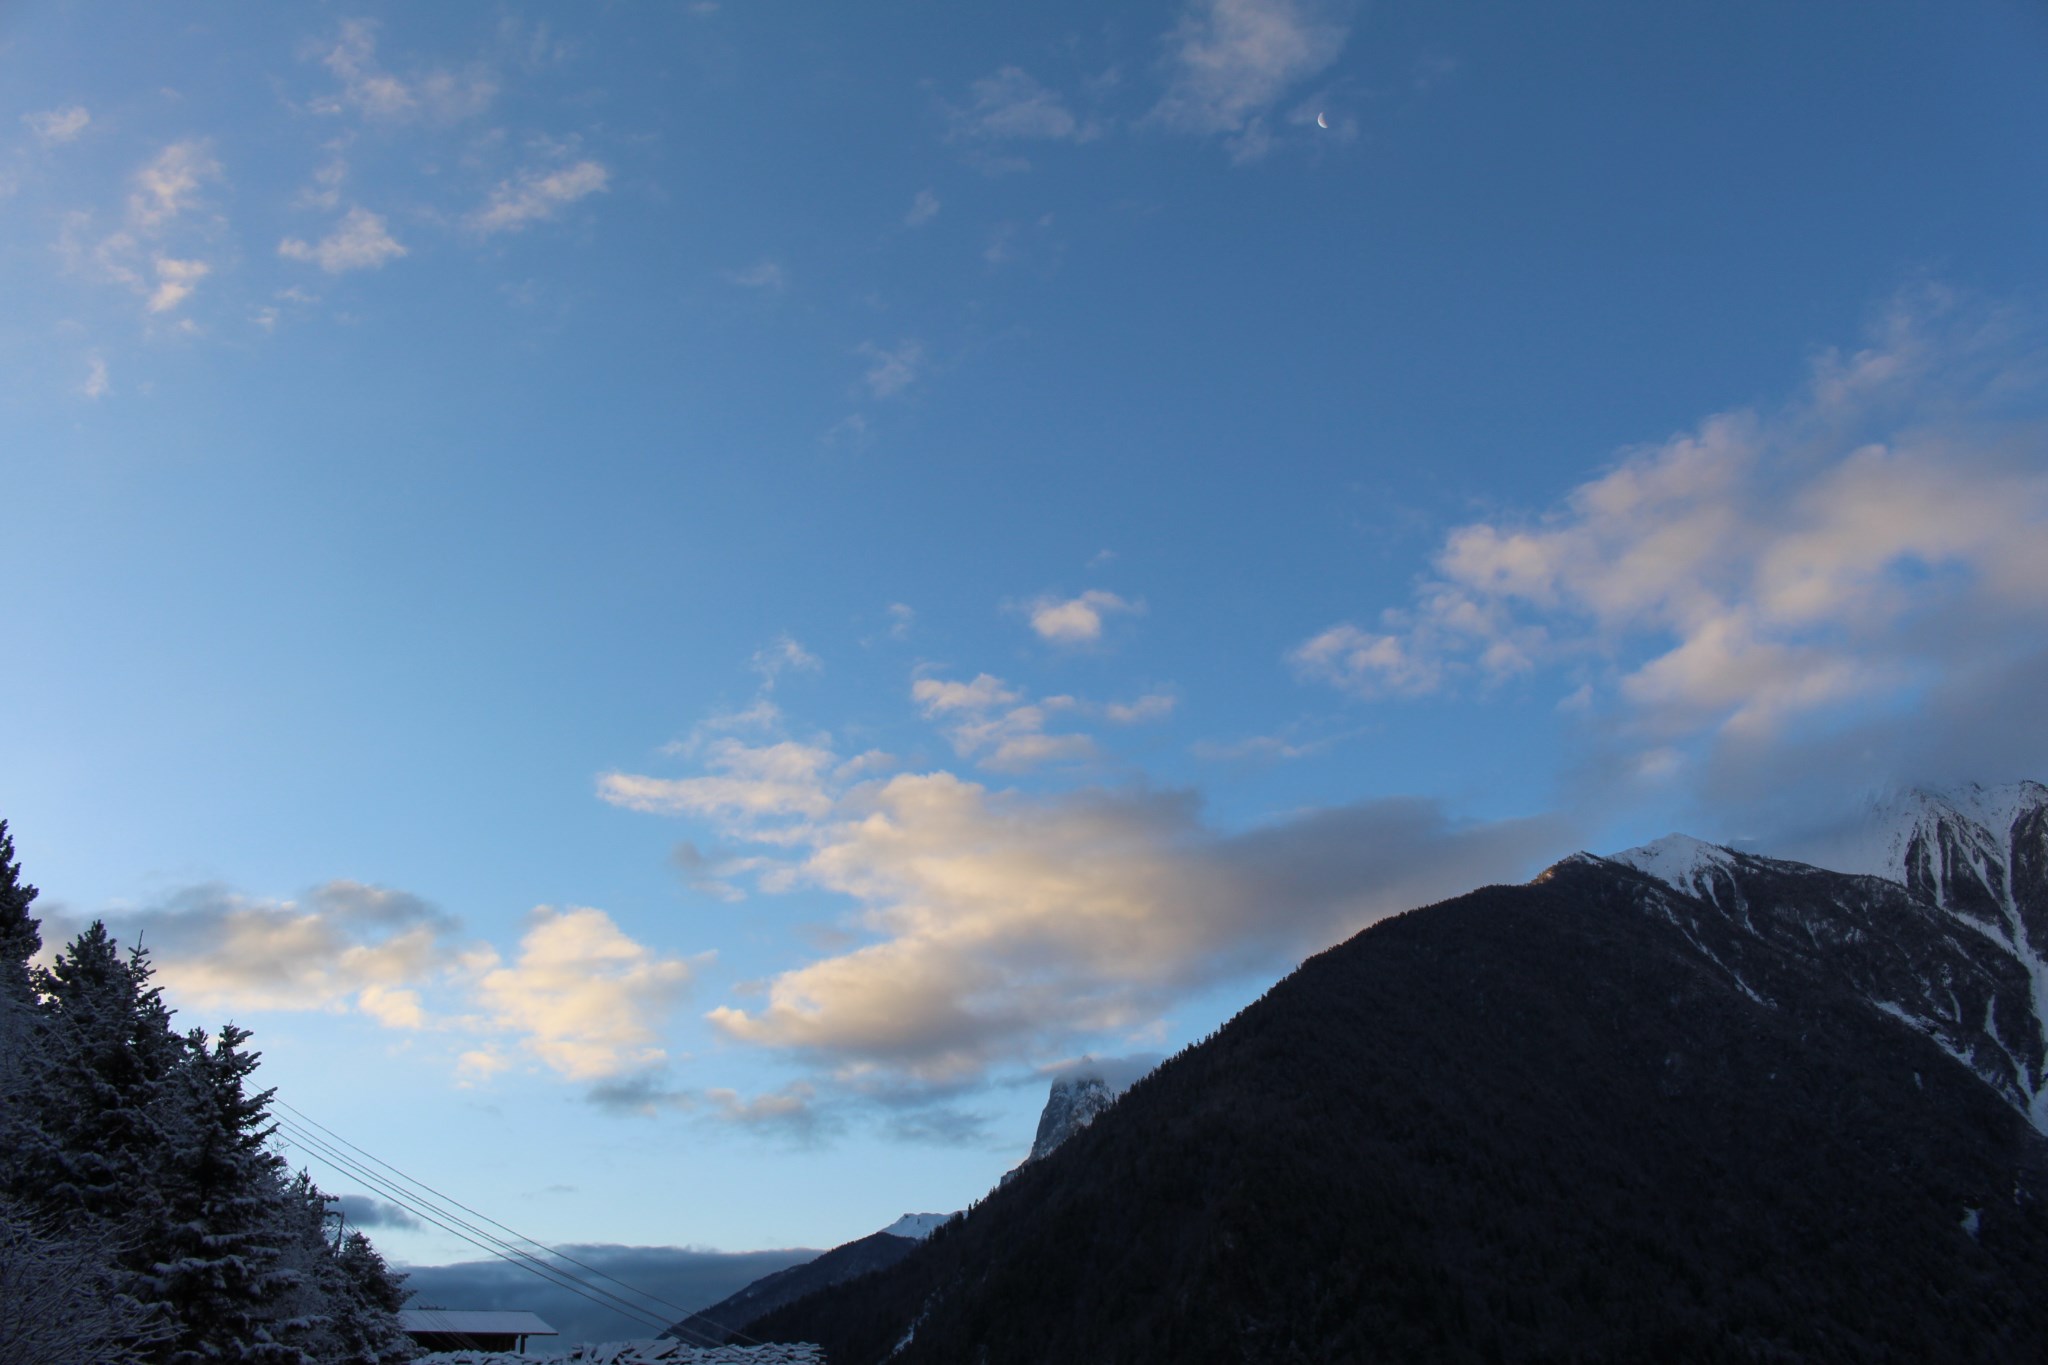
1609, 833, 1745, 904
1605, 780, 2048, 1133
878, 1213, 953, 1240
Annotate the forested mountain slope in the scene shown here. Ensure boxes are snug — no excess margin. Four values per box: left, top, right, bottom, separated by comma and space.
747, 855, 2048, 1364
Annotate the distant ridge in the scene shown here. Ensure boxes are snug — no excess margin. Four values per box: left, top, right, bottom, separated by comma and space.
665, 1227, 924, 1342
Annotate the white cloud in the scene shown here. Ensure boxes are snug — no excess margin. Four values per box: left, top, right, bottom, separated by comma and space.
951, 67, 1097, 143
68, 880, 462, 1021
468, 160, 609, 235
471, 906, 701, 1080
1028, 589, 1142, 644
601, 667, 1563, 1090
887, 603, 916, 640
912, 673, 1021, 716
314, 18, 497, 123
293, 158, 349, 212
278, 206, 407, 273
1150, 0, 1349, 157
858, 339, 923, 398
24, 105, 90, 145
60, 877, 715, 1089
699, 771, 1564, 1084
1292, 289, 2048, 748
146, 256, 210, 313
79, 354, 109, 400
128, 141, 221, 230
904, 189, 941, 227
669, 698, 783, 749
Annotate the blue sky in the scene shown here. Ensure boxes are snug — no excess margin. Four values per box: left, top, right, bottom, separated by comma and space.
4, 0, 2047, 1265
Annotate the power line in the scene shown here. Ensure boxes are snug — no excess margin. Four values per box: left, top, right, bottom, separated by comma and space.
279, 1116, 708, 1345
271, 1115, 710, 1344
271, 1100, 755, 1346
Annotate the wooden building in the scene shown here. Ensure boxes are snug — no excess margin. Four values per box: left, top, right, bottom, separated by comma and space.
397, 1308, 559, 1354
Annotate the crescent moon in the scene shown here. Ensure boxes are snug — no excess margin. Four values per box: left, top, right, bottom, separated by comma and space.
1316, 112, 1328, 129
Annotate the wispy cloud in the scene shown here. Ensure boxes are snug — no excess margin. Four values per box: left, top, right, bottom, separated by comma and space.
469, 159, 609, 235
599, 738, 838, 838
1150, 0, 1349, 160
1105, 692, 1177, 724
585, 1070, 833, 1139
128, 140, 221, 231
858, 339, 924, 398
913, 674, 1098, 772
146, 256, 210, 313
751, 633, 822, 686
726, 259, 786, 291
313, 18, 497, 124
904, 189, 941, 227
278, 206, 407, 273
79, 354, 109, 400
949, 67, 1099, 144
293, 157, 350, 212
23, 105, 90, 145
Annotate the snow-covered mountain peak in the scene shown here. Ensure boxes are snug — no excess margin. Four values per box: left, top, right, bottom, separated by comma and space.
880, 1212, 954, 1241
1609, 833, 1741, 898
1814, 780, 2048, 886
1599, 779, 2048, 1135
1028, 1072, 1119, 1163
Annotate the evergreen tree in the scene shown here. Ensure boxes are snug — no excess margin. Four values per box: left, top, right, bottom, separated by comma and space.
0, 821, 41, 1069
19, 926, 188, 1227
329, 1229, 415, 1364
0, 821, 39, 1005
267, 1172, 414, 1365
0, 824, 416, 1365
146, 1024, 305, 1365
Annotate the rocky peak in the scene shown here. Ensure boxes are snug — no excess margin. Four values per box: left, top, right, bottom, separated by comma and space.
1027, 1072, 1118, 1163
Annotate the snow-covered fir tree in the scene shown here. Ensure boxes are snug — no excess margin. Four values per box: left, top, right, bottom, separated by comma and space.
146, 1024, 305, 1364
0, 820, 414, 1365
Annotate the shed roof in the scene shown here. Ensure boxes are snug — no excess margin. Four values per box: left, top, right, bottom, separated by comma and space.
397, 1309, 558, 1336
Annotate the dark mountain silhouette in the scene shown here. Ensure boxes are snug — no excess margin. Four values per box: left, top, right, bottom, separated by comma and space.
668, 1230, 919, 1343
741, 789, 2048, 1363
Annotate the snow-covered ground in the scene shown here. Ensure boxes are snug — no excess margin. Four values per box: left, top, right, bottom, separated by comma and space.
416, 1343, 822, 1364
